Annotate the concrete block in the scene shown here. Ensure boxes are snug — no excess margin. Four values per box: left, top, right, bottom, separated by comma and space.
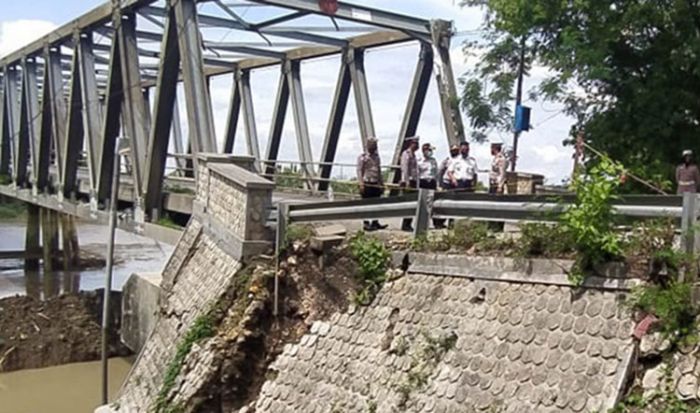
310, 235, 344, 253
121, 272, 162, 353
313, 224, 347, 237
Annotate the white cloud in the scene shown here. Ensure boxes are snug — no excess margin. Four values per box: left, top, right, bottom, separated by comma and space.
531, 144, 570, 164
0, 20, 57, 58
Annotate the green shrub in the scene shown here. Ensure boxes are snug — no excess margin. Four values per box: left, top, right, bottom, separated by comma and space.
629, 282, 697, 343
449, 220, 490, 249
285, 224, 314, 245
156, 214, 181, 230
349, 232, 391, 305
517, 223, 576, 258
561, 157, 625, 285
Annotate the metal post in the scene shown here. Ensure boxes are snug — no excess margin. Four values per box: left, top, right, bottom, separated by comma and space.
413, 188, 430, 237
318, 51, 352, 192
274, 202, 289, 317
101, 137, 127, 405
681, 192, 700, 283
511, 35, 526, 172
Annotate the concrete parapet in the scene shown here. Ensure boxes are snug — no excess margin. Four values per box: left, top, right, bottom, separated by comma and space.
194, 153, 274, 260
121, 272, 162, 353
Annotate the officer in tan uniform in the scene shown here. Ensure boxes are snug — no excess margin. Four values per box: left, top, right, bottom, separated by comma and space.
676, 149, 700, 194
356, 137, 388, 231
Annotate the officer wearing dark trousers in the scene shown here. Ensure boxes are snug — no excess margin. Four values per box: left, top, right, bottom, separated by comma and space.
399, 137, 420, 232
357, 137, 388, 231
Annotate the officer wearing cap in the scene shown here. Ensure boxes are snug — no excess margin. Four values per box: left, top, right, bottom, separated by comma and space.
400, 136, 420, 231
438, 145, 460, 189
676, 149, 700, 194
418, 142, 446, 229
356, 137, 388, 231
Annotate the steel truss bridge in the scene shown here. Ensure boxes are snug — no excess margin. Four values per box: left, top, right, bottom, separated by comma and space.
0, 0, 464, 223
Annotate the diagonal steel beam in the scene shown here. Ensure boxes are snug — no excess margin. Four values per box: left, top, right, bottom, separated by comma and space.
0, 70, 7, 176
144, 6, 180, 218
348, 47, 374, 150
237, 68, 260, 160
3, 67, 20, 181
46, 49, 68, 185
431, 20, 465, 147
173, 0, 217, 154
77, 32, 103, 192
14, 58, 40, 186
223, 72, 241, 153
62, 51, 85, 198
264, 67, 289, 176
252, 11, 309, 29
118, 12, 150, 198
286, 59, 315, 187
318, 50, 352, 191
20, 58, 41, 188
390, 42, 433, 187
36, 47, 64, 191
95, 30, 123, 203
202, 42, 286, 60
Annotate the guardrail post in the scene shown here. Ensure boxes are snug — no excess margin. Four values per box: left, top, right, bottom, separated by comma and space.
681, 192, 700, 283
274, 202, 289, 317
414, 188, 430, 237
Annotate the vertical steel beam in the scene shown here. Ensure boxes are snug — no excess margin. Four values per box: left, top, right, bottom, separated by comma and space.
348, 48, 375, 150
286, 60, 315, 186
173, 0, 216, 154
0, 71, 6, 176
223, 72, 241, 153
46, 48, 68, 187
390, 43, 433, 187
78, 32, 104, 192
431, 20, 465, 147
238, 69, 261, 160
144, 6, 180, 218
63, 47, 85, 198
3, 66, 20, 180
118, 12, 149, 198
318, 52, 352, 191
96, 35, 123, 203
21, 58, 41, 188
263, 68, 289, 177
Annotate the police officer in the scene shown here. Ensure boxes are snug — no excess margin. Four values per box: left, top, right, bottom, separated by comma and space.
356, 137, 388, 231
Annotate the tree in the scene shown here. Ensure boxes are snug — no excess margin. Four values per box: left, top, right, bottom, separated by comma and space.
461, 0, 700, 191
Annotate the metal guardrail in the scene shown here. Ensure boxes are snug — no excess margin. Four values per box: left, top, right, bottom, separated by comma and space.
277, 191, 700, 257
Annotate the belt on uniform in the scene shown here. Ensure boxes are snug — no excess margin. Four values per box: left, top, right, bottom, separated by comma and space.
679, 180, 696, 186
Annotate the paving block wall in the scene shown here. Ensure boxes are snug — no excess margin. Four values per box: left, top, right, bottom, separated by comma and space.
251, 273, 636, 413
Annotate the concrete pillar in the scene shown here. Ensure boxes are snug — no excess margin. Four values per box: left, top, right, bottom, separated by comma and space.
60, 214, 80, 270
25, 203, 40, 270
41, 208, 60, 272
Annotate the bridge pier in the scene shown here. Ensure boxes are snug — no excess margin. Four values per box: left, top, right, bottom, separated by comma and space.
41, 208, 60, 272
61, 214, 80, 270
25, 204, 41, 270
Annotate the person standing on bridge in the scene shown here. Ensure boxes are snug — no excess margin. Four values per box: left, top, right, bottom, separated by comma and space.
400, 136, 420, 232
438, 145, 460, 190
357, 137, 388, 231
447, 141, 478, 192
676, 149, 700, 194
489, 142, 508, 194
418, 142, 446, 229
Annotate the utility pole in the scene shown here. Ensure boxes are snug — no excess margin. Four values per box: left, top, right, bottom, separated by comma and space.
511, 35, 527, 172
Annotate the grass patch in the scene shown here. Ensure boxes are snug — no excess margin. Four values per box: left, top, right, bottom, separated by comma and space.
166, 185, 195, 195
0, 199, 26, 220
152, 313, 216, 413
156, 214, 182, 230
0, 174, 11, 185
349, 232, 391, 305
628, 281, 697, 344
516, 222, 576, 258
285, 224, 314, 247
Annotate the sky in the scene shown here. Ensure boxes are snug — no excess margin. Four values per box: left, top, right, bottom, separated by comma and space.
0, 0, 575, 184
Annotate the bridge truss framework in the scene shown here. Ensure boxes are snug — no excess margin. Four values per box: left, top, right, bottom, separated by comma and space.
0, 0, 465, 222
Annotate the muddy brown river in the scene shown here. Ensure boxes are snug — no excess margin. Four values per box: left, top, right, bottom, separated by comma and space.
0, 218, 173, 412
0, 358, 133, 413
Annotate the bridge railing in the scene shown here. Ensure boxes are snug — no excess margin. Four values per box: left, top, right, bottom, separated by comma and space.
276, 191, 700, 257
